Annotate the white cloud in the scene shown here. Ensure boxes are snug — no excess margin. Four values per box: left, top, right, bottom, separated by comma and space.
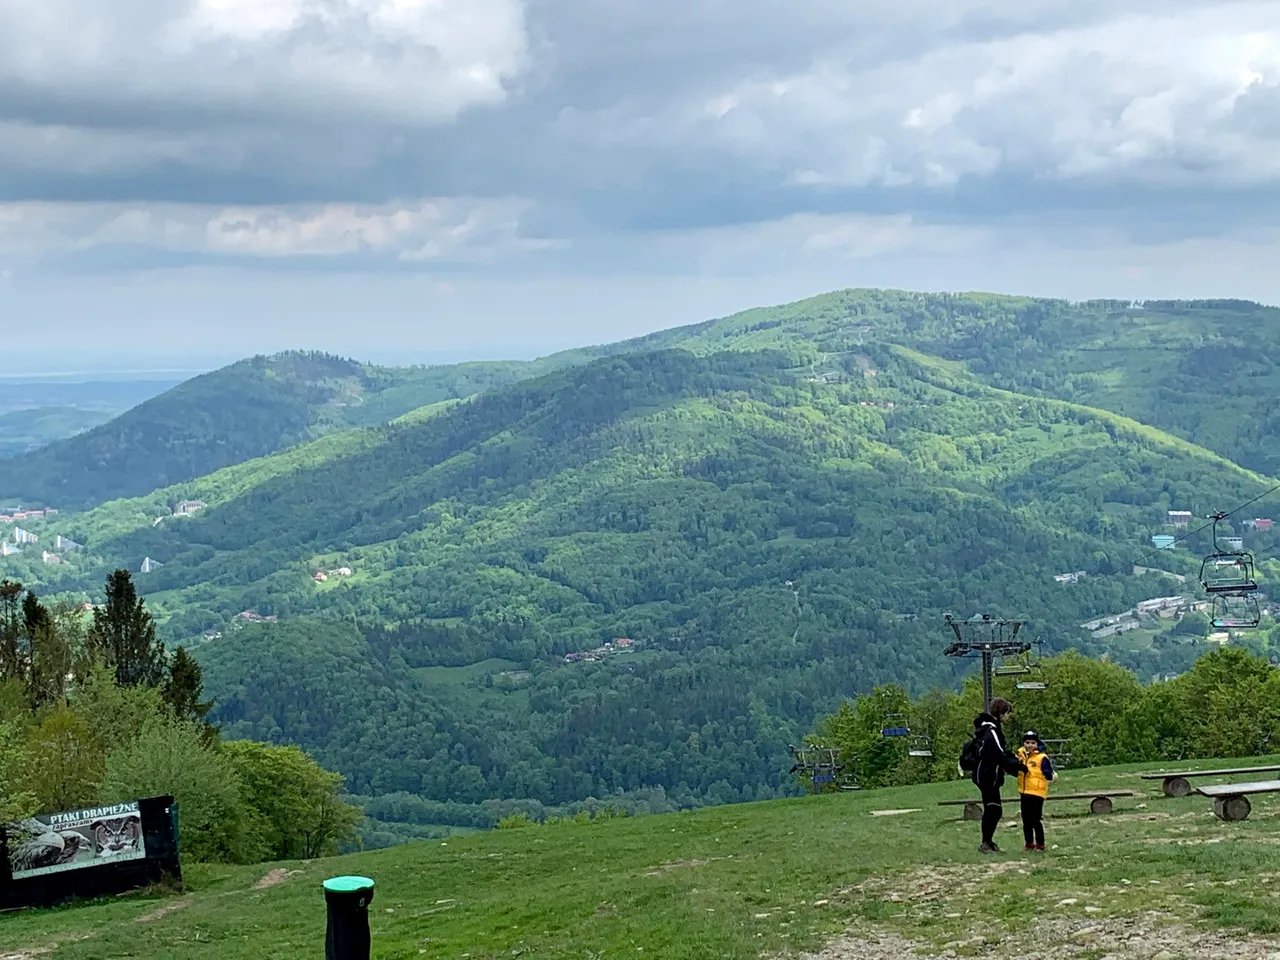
556, 1, 1280, 191
3, 0, 1280, 355
0, 199, 554, 262
0, 0, 528, 129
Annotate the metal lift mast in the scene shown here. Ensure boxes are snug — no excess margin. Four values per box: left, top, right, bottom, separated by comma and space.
943, 614, 1030, 711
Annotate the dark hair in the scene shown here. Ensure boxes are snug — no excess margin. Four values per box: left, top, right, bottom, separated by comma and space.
989, 697, 1013, 718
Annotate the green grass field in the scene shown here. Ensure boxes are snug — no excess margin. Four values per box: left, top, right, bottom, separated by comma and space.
8, 758, 1280, 959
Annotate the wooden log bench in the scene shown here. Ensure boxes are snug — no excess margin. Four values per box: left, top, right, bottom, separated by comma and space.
938, 791, 1136, 820
1197, 780, 1280, 822
1140, 765, 1280, 798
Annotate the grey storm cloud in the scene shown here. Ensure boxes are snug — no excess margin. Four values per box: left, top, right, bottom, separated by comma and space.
1, 0, 1280, 267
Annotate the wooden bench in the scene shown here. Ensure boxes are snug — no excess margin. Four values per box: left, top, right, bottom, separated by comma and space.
1197, 780, 1280, 821
939, 791, 1136, 820
1140, 765, 1280, 798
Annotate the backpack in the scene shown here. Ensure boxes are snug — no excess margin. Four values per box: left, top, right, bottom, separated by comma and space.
959, 732, 982, 773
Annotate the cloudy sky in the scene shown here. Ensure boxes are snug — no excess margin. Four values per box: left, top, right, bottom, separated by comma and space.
2, 0, 1279, 368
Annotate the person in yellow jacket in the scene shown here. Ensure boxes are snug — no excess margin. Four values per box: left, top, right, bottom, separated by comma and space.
1016, 731, 1057, 851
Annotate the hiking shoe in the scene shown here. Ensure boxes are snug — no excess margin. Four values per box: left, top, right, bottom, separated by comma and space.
989, 842, 1001, 852
1024, 843, 1036, 851
978, 842, 998, 854
1035, 844, 1046, 852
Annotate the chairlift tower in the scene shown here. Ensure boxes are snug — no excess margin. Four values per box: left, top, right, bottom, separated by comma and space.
943, 614, 1030, 711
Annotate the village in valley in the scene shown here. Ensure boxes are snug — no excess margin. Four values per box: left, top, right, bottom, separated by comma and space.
563, 637, 637, 664
1062, 510, 1279, 665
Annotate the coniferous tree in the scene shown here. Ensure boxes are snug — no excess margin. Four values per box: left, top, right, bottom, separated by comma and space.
163, 646, 215, 730
22, 592, 71, 711
0, 580, 23, 683
89, 570, 166, 688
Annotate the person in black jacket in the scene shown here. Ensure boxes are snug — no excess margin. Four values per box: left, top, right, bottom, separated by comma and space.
971, 697, 1027, 854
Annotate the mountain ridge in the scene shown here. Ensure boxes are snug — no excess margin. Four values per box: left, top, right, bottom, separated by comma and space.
1, 287, 1277, 832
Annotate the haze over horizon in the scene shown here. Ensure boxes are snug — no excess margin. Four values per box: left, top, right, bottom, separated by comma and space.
3, 0, 1280, 363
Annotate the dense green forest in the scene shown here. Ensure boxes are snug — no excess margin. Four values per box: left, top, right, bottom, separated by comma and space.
0, 288, 1277, 843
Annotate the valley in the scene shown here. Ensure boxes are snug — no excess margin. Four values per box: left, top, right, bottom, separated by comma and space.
0, 289, 1277, 843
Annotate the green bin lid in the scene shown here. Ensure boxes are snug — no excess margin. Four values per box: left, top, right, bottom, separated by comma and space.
323, 876, 375, 893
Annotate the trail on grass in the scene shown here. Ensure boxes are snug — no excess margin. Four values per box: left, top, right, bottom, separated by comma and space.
805, 914, 1280, 960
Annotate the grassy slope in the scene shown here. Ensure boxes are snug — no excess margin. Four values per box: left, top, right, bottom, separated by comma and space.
7, 758, 1280, 959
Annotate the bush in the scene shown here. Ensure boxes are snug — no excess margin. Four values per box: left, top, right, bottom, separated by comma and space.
101, 720, 262, 864
222, 740, 362, 859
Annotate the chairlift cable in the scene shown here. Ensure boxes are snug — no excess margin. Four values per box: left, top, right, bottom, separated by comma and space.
1130, 480, 1280, 570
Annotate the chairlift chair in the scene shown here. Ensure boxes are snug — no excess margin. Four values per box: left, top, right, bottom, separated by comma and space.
1200, 554, 1260, 594
1015, 681, 1048, 691
1200, 512, 1260, 595
908, 735, 934, 758
1040, 738, 1071, 769
994, 645, 1038, 676
1198, 513, 1262, 629
789, 744, 846, 789
1211, 592, 1262, 630
880, 713, 910, 738
994, 662, 1033, 677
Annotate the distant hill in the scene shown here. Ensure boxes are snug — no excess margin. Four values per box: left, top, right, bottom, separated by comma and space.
9, 292, 1276, 509
3, 288, 1278, 824
0, 406, 114, 459
0, 378, 181, 461
0, 352, 553, 509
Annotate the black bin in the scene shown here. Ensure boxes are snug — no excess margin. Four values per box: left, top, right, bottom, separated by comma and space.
323, 875, 375, 960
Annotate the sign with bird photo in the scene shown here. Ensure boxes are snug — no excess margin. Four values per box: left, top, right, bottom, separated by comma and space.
6, 801, 147, 880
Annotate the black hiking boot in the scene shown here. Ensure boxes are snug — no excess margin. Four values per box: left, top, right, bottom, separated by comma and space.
978, 842, 999, 854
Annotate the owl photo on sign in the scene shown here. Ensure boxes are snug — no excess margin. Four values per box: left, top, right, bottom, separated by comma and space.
91, 816, 142, 858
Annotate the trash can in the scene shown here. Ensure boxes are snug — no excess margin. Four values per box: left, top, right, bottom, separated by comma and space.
323, 876, 375, 960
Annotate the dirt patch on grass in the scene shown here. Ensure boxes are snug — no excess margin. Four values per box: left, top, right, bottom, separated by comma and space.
845, 861, 1028, 905
1, 935, 96, 959
804, 913, 1280, 959
254, 868, 303, 890
642, 856, 733, 877
136, 899, 192, 923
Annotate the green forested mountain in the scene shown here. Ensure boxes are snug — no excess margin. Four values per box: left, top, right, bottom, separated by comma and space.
0, 352, 564, 509
3, 288, 1278, 838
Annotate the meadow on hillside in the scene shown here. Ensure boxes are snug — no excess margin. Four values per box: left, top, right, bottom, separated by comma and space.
6, 758, 1280, 959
